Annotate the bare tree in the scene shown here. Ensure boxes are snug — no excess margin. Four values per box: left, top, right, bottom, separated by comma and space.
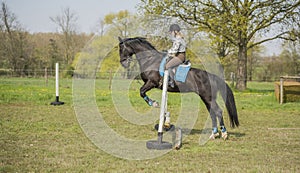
50, 7, 78, 65
0, 2, 32, 75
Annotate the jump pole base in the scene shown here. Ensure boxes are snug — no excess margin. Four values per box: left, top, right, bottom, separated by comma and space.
146, 140, 173, 150
51, 96, 64, 106
146, 132, 172, 150
50, 102, 64, 106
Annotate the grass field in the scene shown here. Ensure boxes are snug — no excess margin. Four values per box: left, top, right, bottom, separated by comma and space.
1, 78, 300, 172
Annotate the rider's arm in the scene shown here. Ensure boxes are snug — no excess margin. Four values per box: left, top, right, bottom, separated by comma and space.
168, 39, 180, 55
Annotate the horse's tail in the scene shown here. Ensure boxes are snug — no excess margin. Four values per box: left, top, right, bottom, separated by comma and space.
218, 78, 239, 128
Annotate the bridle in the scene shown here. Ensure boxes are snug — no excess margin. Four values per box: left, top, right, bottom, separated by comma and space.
119, 37, 160, 68
119, 40, 137, 65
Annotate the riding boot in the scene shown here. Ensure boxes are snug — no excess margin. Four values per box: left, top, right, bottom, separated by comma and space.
168, 68, 175, 88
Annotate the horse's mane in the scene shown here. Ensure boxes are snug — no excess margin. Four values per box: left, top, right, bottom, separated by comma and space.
122, 37, 157, 51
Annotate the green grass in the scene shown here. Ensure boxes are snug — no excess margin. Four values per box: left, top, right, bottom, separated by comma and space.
1, 78, 300, 172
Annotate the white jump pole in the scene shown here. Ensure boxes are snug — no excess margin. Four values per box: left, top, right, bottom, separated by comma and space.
146, 70, 172, 150
157, 70, 169, 136
51, 63, 64, 105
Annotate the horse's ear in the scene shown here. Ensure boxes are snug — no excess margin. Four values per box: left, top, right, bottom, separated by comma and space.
118, 37, 123, 43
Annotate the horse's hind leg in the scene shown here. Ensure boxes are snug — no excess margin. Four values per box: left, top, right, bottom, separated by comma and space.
209, 113, 220, 140
205, 100, 228, 140
212, 101, 228, 140
201, 99, 219, 139
209, 101, 221, 139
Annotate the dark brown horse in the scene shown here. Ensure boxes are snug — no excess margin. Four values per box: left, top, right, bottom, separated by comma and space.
118, 37, 239, 139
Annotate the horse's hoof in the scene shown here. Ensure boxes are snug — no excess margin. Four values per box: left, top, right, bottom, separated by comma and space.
154, 124, 175, 131
221, 131, 228, 140
152, 101, 159, 108
173, 128, 182, 150
209, 132, 220, 140
165, 124, 175, 131
164, 122, 171, 129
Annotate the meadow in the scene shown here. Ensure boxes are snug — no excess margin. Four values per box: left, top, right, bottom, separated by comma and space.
0, 77, 300, 172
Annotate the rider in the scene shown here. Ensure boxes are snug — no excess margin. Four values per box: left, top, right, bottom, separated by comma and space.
166, 24, 186, 87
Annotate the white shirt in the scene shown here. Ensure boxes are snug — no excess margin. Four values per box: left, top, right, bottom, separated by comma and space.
168, 36, 186, 54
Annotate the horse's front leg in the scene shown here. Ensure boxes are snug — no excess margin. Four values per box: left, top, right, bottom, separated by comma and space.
140, 81, 159, 107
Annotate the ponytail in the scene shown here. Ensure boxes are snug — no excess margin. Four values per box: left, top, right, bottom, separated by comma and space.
175, 31, 184, 39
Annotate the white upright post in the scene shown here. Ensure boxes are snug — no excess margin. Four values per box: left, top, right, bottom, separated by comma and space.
55, 63, 59, 98
51, 63, 64, 105
146, 69, 172, 149
157, 70, 169, 141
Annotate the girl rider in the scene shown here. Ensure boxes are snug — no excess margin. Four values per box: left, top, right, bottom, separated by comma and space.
166, 24, 186, 87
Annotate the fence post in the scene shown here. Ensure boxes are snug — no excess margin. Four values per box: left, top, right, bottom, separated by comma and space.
45, 67, 48, 86
109, 69, 112, 90
280, 77, 283, 104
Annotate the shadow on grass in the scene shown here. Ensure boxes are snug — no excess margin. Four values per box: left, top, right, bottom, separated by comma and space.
246, 88, 274, 93
182, 128, 246, 138
228, 132, 246, 138
233, 88, 274, 94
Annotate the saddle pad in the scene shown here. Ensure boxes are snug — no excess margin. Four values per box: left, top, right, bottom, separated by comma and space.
159, 56, 168, 77
175, 62, 191, 82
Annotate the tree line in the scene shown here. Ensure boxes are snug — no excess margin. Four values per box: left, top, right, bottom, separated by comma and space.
0, 3, 92, 77
0, 1, 299, 90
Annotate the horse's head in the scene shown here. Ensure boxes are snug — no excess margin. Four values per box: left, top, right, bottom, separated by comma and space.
118, 37, 134, 68
118, 37, 160, 69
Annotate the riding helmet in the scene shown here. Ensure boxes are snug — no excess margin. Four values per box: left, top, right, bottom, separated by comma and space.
169, 24, 181, 32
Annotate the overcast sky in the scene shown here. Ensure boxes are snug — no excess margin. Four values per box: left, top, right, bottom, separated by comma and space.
6, 0, 140, 33
5, 0, 281, 55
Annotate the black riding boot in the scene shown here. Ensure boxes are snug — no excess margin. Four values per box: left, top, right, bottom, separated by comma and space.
168, 69, 175, 88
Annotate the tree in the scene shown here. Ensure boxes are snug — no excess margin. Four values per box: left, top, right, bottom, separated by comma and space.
98, 18, 105, 37
280, 41, 300, 75
48, 38, 62, 69
140, 0, 300, 90
102, 11, 143, 79
0, 2, 32, 75
50, 7, 78, 66
104, 10, 132, 38
247, 41, 264, 81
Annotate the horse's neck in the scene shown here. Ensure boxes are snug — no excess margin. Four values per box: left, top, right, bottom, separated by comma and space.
136, 50, 163, 72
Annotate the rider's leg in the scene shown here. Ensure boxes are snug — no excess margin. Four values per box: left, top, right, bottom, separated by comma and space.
165, 56, 184, 87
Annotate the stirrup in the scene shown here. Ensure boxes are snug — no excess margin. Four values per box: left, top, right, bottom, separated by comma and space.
168, 80, 175, 88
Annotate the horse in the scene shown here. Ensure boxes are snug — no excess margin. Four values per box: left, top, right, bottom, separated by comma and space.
118, 36, 239, 139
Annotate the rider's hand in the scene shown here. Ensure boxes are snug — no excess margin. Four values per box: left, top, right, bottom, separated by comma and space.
168, 53, 175, 58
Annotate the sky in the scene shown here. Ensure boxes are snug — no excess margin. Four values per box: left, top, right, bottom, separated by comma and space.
6, 0, 140, 33
5, 0, 282, 56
